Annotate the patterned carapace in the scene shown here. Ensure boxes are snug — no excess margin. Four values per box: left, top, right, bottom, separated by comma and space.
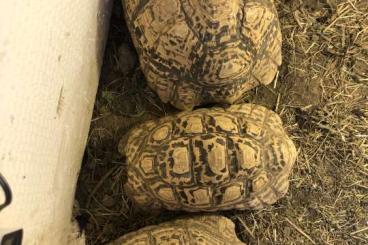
123, 0, 282, 110
108, 215, 245, 245
120, 104, 297, 211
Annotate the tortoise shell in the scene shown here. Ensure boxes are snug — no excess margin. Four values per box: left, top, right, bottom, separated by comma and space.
123, 0, 282, 110
120, 104, 297, 211
108, 215, 245, 245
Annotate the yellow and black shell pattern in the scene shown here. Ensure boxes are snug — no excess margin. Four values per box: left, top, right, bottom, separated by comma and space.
120, 104, 297, 211
123, 0, 282, 110
109, 215, 245, 245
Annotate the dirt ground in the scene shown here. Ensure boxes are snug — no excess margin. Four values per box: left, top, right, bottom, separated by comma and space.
75, 0, 368, 244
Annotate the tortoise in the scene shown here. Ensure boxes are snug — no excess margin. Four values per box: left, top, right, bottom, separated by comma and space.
122, 0, 282, 110
119, 103, 297, 211
108, 215, 245, 245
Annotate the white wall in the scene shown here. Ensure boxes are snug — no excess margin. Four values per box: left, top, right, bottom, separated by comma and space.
0, 0, 112, 244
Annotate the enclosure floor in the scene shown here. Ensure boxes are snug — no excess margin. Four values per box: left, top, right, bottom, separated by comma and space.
75, 0, 368, 244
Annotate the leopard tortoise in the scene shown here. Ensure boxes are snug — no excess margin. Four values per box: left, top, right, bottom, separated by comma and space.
119, 103, 297, 211
123, 0, 282, 110
109, 215, 245, 245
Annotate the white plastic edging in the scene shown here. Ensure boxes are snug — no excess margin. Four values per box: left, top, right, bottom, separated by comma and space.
0, 0, 112, 244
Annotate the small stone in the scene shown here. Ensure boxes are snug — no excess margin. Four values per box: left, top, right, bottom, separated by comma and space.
117, 43, 137, 74
102, 195, 116, 207
283, 226, 291, 236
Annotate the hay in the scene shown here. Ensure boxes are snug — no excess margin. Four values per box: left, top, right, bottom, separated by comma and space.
75, 0, 368, 244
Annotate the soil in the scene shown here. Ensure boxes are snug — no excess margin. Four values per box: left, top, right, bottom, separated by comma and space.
75, 0, 368, 244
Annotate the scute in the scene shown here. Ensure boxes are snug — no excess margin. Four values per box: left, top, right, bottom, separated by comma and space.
198, 46, 252, 85
124, 127, 146, 163
207, 143, 227, 175
178, 114, 204, 134
181, 187, 212, 207
149, 123, 172, 144
122, 104, 296, 211
192, 135, 230, 185
124, 171, 153, 207
155, 18, 198, 72
220, 183, 244, 204
151, 228, 186, 244
157, 138, 193, 186
157, 186, 177, 203
212, 115, 238, 132
205, 113, 239, 133
133, 0, 181, 49
182, 0, 241, 46
236, 142, 261, 170
172, 147, 191, 174
242, 2, 275, 47
190, 231, 224, 244
139, 155, 155, 176
115, 232, 149, 245
252, 172, 269, 192
252, 55, 279, 83
246, 121, 265, 138
172, 82, 201, 110
148, 75, 175, 103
